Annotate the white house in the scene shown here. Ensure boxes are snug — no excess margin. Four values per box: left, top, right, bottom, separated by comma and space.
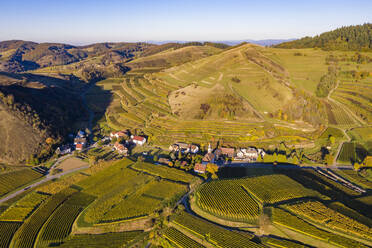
131, 135, 146, 146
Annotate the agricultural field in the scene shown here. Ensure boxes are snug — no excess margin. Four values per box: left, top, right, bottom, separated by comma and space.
171, 211, 263, 248
0, 191, 49, 222
348, 127, 372, 154
283, 200, 372, 240
57, 231, 144, 248
272, 208, 369, 248
162, 227, 205, 248
131, 162, 195, 183
0, 168, 43, 197
337, 142, 356, 164
37, 192, 96, 246
195, 179, 261, 223
0, 221, 22, 248
75, 159, 192, 224
10, 188, 78, 248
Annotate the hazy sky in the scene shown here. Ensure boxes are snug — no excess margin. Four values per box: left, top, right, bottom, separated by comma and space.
0, 0, 371, 44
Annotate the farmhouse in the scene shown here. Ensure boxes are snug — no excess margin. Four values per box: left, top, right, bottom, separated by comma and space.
77, 130, 85, 138
236, 147, 265, 161
110, 130, 130, 139
56, 145, 72, 155
114, 142, 128, 156
131, 135, 146, 146
215, 147, 235, 159
169, 142, 200, 154
194, 163, 207, 174
190, 144, 199, 154
75, 143, 84, 151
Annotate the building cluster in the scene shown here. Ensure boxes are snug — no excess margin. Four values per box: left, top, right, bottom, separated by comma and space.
195, 144, 266, 174
110, 130, 147, 155
74, 130, 87, 151
169, 142, 199, 154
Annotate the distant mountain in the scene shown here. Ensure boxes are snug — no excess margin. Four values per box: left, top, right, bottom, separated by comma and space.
275, 23, 372, 51
146, 39, 295, 46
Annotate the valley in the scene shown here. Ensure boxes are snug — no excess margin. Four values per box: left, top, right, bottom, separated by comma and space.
0, 23, 371, 248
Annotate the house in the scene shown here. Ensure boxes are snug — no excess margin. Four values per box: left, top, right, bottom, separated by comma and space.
77, 130, 85, 138
74, 137, 87, 145
194, 163, 207, 174
169, 144, 180, 152
236, 147, 263, 161
56, 145, 72, 155
75, 143, 84, 151
190, 145, 199, 154
180, 161, 188, 167
202, 153, 215, 163
214, 147, 235, 160
131, 135, 146, 146
114, 142, 128, 156
110, 130, 129, 139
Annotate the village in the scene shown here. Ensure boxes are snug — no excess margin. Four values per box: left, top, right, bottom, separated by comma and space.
55, 128, 268, 175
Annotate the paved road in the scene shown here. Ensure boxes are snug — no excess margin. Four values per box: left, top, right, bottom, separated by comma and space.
225, 162, 353, 170
0, 156, 89, 204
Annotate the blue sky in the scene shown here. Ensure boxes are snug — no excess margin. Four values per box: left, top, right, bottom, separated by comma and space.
0, 0, 371, 44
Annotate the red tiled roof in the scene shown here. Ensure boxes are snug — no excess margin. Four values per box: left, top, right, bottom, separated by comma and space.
76, 143, 83, 149
133, 136, 145, 141
194, 163, 206, 173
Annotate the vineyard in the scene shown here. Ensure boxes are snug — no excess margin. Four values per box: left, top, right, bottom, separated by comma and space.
163, 227, 205, 248
37, 192, 96, 246
172, 211, 263, 248
75, 159, 190, 224
195, 180, 261, 223
0, 191, 49, 222
57, 231, 144, 248
10, 188, 78, 248
283, 201, 372, 240
261, 236, 308, 248
272, 208, 369, 248
337, 142, 356, 164
0, 221, 22, 248
131, 162, 195, 183
240, 174, 320, 204
0, 169, 43, 197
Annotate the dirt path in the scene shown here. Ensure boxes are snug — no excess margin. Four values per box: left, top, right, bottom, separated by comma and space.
218, 72, 223, 81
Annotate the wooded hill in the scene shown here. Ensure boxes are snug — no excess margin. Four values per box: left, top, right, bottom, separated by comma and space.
275, 23, 372, 51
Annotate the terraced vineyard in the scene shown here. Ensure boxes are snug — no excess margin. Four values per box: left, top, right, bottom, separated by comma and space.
332, 79, 372, 123
163, 227, 205, 248
0, 169, 43, 197
272, 208, 369, 248
324, 101, 356, 127
240, 174, 320, 204
195, 180, 261, 223
283, 201, 372, 240
131, 162, 195, 183
57, 231, 144, 248
172, 211, 263, 248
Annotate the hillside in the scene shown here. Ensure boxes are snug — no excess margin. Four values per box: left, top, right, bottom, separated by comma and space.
276, 23, 372, 51
127, 45, 223, 71
0, 72, 84, 164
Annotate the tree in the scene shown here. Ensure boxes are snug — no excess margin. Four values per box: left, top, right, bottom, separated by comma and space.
46, 137, 54, 145
324, 154, 334, 165
206, 163, 219, 175
329, 135, 336, 145
153, 155, 158, 162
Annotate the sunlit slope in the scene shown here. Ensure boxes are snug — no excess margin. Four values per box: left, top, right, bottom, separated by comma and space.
154, 44, 294, 116
127, 45, 222, 70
